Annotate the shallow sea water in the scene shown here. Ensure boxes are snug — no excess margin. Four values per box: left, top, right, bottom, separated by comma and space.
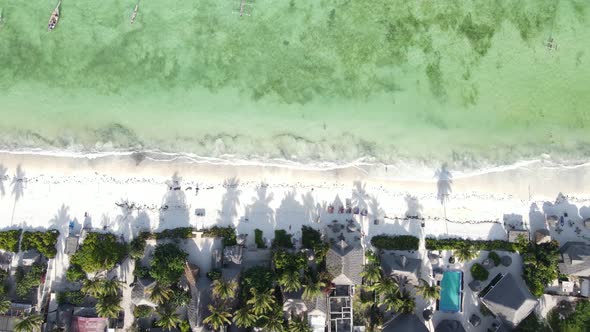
0, 0, 589, 167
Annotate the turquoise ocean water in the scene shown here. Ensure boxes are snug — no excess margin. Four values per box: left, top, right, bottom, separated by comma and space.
0, 0, 589, 167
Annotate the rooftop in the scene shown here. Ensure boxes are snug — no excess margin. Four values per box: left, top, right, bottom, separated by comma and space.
481, 273, 538, 328
558, 242, 590, 276
326, 242, 363, 286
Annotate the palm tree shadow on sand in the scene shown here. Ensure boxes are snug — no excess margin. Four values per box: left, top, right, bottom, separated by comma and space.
0, 164, 7, 197
10, 165, 25, 226
435, 163, 452, 205
218, 177, 241, 226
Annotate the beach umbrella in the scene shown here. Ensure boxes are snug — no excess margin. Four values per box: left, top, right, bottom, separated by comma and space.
422, 309, 433, 321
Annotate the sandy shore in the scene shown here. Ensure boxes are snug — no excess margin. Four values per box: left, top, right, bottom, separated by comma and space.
0, 151, 589, 242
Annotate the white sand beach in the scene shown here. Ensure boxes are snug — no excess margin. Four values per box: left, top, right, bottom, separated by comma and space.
1, 151, 590, 243
2, 151, 590, 330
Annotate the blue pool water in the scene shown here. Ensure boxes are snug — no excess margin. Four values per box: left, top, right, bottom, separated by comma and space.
440, 271, 462, 312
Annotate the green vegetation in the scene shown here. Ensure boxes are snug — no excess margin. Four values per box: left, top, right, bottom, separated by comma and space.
202, 226, 237, 246
488, 251, 501, 266
0, 230, 21, 252
548, 300, 590, 332
149, 243, 188, 286
272, 251, 307, 272
425, 238, 516, 252
15, 264, 45, 298
521, 241, 560, 297
207, 269, 222, 281
272, 230, 293, 249
241, 266, 274, 295
301, 226, 322, 249
415, 278, 441, 301
470, 263, 489, 281
129, 236, 147, 259
254, 229, 266, 249
454, 244, 478, 262
203, 305, 232, 331
57, 291, 85, 305
14, 314, 43, 332
66, 264, 86, 282
371, 235, 419, 250
70, 232, 127, 273
133, 305, 153, 318
516, 312, 550, 332
21, 230, 60, 258
133, 260, 150, 279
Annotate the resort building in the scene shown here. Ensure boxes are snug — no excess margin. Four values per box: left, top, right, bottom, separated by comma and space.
326, 239, 363, 332
481, 273, 538, 328
281, 289, 328, 332
381, 314, 428, 332
131, 278, 158, 307
380, 252, 421, 285
558, 242, 590, 277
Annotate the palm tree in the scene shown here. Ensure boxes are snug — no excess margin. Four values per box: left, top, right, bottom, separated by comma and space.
149, 283, 173, 305
393, 275, 410, 289
203, 305, 232, 331
0, 298, 11, 314
288, 315, 312, 332
14, 314, 43, 332
371, 277, 399, 297
360, 264, 382, 285
393, 290, 415, 314
302, 279, 325, 301
96, 295, 122, 318
454, 245, 478, 262
101, 279, 122, 297
379, 291, 400, 312
232, 306, 257, 328
211, 279, 238, 301
81, 278, 103, 298
415, 279, 440, 301
263, 309, 285, 332
279, 270, 302, 292
156, 306, 182, 331
247, 288, 275, 315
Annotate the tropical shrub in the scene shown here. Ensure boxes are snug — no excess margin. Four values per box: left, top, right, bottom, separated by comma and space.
425, 238, 516, 252
254, 229, 266, 248
154, 227, 194, 240
133, 260, 150, 279
129, 236, 147, 259
371, 235, 419, 250
470, 263, 489, 281
202, 226, 237, 246
66, 264, 86, 282
301, 226, 322, 249
241, 266, 274, 298
133, 305, 153, 318
0, 230, 21, 252
516, 312, 550, 332
15, 264, 45, 298
272, 250, 307, 272
548, 299, 590, 332
149, 243, 188, 286
522, 241, 560, 297
488, 251, 501, 266
57, 291, 85, 305
21, 230, 60, 258
207, 269, 222, 281
273, 230, 293, 248
70, 233, 127, 273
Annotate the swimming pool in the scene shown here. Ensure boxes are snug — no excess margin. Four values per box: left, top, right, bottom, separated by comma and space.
439, 271, 462, 312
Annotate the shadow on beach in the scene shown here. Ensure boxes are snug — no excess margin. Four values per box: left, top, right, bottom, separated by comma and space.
435, 163, 452, 205
218, 177, 241, 227
156, 172, 190, 231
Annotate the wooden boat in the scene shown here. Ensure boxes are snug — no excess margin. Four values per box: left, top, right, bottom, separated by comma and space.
130, 1, 139, 24
47, 1, 61, 32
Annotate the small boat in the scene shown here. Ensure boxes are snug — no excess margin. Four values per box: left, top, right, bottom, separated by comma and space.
47, 1, 61, 32
130, 1, 139, 24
